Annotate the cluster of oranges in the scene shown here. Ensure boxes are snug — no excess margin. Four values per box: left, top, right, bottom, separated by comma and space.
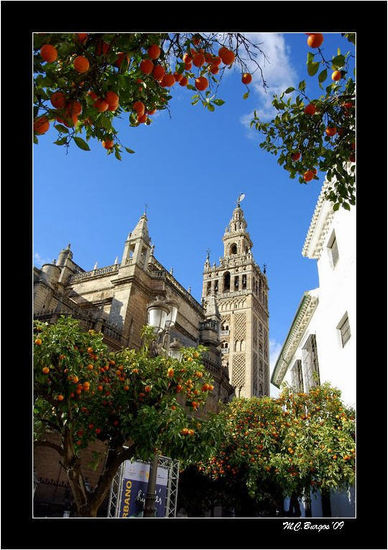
35, 34, 254, 149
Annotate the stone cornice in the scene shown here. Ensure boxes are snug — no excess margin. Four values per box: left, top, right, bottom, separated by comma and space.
271, 291, 319, 388
302, 179, 335, 259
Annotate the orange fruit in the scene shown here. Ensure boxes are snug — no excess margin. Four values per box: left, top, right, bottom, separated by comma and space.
140, 58, 154, 74
34, 116, 49, 135
179, 76, 188, 87
102, 139, 114, 149
87, 90, 98, 100
133, 100, 145, 116
325, 127, 337, 137
137, 113, 147, 123
40, 44, 58, 63
161, 73, 175, 87
304, 103, 316, 115
211, 55, 221, 66
66, 100, 82, 116
307, 33, 324, 48
174, 71, 183, 82
184, 61, 192, 70
73, 55, 89, 73
148, 44, 161, 60
105, 91, 119, 111
291, 152, 301, 161
42, 367, 50, 374
220, 48, 235, 65
242, 73, 252, 84
34, 337, 43, 345
332, 70, 342, 81
57, 394, 64, 401
94, 98, 109, 112
152, 64, 165, 81
193, 52, 205, 67
303, 170, 315, 182
195, 76, 208, 91
76, 33, 88, 43
183, 53, 192, 64
50, 91, 66, 109
210, 65, 219, 74
145, 385, 151, 392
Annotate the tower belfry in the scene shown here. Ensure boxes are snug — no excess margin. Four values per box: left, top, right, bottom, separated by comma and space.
202, 196, 270, 398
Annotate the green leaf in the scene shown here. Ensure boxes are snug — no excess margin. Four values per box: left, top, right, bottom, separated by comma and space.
298, 80, 306, 92
318, 69, 327, 84
73, 137, 90, 151
213, 99, 225, 106
54, 137, 68, 146
307, 52, 315, 64
125, 147, 135, 154
115, 150, 122, 161
284, 87, 295, 94
332, 54, 345, 69
333, 203, 340, 211
307, 61, 320, 76
207, 103, 215, 112
243, 91, 249, 100
54, 124, 69, 134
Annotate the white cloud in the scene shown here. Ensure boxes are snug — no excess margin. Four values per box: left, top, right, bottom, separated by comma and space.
240, 33, 298, 124
34, 252, 52, 267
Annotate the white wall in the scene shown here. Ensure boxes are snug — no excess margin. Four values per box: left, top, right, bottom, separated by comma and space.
284, 204, 356, 408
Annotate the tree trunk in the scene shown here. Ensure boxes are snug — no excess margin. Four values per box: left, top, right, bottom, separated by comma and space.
304, 487, 312, 517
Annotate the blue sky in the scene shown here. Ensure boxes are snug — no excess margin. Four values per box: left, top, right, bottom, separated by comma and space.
34, 32, 351, 394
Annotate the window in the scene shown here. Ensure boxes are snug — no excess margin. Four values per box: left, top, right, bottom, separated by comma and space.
214, 280, 218, 293
206, 281, 211, 295
242, 274, 247, 289
302, 334, 320, 391
230, 243, 237, 255
291, 360, 304, 392
234, 276, 239, 290
327, 231, 339, 267
337, 313, 351, 347
223, 271, 230, 292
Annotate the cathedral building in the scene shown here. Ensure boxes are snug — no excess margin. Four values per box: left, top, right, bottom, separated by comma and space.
202, 198, 270, 398
33, 198, 270, 515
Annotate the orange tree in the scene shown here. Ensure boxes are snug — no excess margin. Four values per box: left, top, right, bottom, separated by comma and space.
33, 32, 267, 158
251, 32, 356, 211
33, 315, 224, 517
197, 383, 355, 515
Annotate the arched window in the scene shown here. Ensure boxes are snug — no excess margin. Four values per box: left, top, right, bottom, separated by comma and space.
223, 271, 230, 292
234, 276, 239, 290
230, 243, 237, 255
242, 274, 247, 289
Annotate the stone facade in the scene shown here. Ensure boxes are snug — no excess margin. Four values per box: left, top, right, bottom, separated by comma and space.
201, 201, 270, 398
34, 213, 234, 407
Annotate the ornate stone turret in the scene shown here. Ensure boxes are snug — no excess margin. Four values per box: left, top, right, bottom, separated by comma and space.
202, 195, 270, 398
121, 213, 152, 267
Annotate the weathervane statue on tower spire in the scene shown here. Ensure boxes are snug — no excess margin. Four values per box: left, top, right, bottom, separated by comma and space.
236, 193, 245, 207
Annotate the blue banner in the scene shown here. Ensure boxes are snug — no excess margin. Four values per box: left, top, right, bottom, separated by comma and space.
118, 461, 169, 517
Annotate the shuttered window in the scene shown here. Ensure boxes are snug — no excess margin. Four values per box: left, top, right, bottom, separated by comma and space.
302, 334, 320, 391
338, 313, 351, 347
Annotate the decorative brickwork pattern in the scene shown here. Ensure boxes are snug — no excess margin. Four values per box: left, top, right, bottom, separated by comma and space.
252, 352, 258, 395
232, 353, 246, 387
234, 312, 246, 340
253, 316, 257, 348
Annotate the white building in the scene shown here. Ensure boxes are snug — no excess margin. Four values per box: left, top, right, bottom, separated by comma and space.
271, 175, 356, 516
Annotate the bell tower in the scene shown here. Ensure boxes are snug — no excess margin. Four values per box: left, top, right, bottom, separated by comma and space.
202, 195, 270, 398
